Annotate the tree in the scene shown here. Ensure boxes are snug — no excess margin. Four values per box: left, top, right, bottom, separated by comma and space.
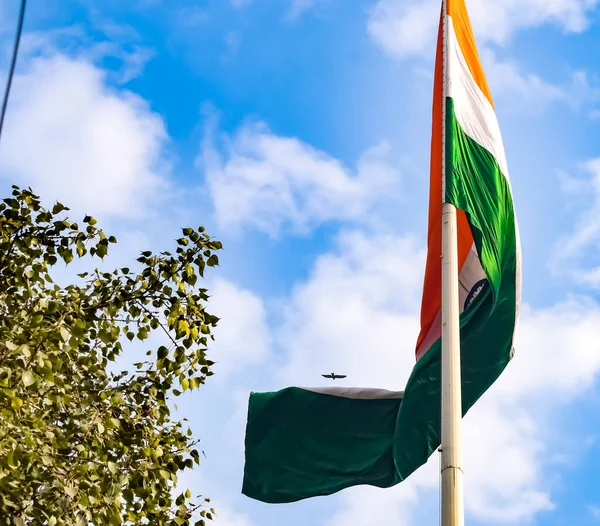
0, 186, 221, 525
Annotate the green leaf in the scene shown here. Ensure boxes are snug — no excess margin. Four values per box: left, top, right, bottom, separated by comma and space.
61, 248, 74, 264
65, 486, 78, 498
178, 320, 190, 336
60, 326, 70, 342
207, 255, 219, 267
22, 371, 35, 387
52, 202, 66, 214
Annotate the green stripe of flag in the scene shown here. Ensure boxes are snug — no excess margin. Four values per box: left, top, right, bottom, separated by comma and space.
242, 387, 403, 503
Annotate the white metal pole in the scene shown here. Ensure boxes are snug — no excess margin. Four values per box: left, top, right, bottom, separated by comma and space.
440, 204, 464, 526
440, 0, 465, 525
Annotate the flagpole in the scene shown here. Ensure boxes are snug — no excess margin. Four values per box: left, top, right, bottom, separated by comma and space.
440, 204, 464, 526
440, 0, 465, 525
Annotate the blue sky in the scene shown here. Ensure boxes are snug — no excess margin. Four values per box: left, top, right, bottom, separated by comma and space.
2, 0, 600, 524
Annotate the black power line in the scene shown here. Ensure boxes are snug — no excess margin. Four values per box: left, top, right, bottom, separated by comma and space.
0, 0, 27, 144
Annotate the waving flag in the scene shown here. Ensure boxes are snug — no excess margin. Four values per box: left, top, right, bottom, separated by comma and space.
392, 0, 521, 480
241, 0, 521, 503
242, 387, 403, 503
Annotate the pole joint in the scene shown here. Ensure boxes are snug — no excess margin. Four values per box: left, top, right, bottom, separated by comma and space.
440, 466, 464, 474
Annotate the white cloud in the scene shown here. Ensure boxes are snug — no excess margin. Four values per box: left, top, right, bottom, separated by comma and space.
498, 300, 600, 399
20, 24, 156, 85
326, 482, 426, 526
367, 0, 599, 59
479, 49, 566, 109
567, 70, 600, 110
92, 43, 155, 84
462, 399, 552, 521
0, 53, 170, 219
200, 121, 399, 237
209, 279, 271, 380
552, 159, 600, 286
367, 0, 440, 59
214, 507, 255, 526
480, 50, 600, 112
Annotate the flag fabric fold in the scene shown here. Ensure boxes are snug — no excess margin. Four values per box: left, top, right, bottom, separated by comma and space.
242, 0, 520, 503
242, 387, 403, 503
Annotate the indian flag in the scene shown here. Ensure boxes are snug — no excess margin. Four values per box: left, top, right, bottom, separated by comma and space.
393, 0, 521, 481
241, 0, 520, 503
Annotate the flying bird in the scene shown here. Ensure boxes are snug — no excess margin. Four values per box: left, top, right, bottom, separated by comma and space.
322, 373, 346, 380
